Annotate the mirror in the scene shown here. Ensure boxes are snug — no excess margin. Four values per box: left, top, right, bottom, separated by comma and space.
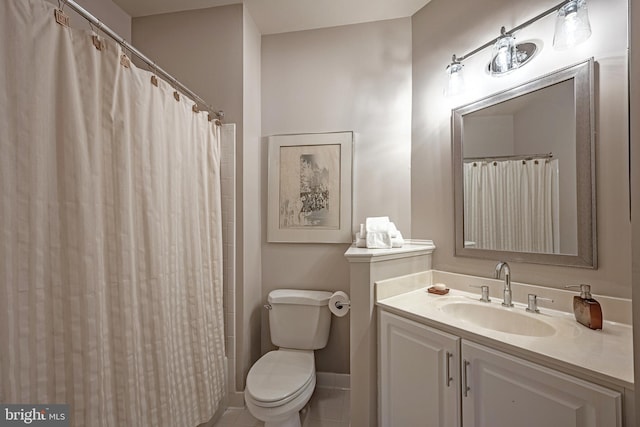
452, 58, 596, 268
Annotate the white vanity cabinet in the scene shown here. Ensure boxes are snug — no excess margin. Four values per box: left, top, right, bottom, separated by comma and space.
379, 310, 461, 427
379, 309, 623, 427
461, 340, 622, 427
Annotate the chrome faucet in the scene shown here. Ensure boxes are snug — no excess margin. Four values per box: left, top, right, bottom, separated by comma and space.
494, 261, 513, 307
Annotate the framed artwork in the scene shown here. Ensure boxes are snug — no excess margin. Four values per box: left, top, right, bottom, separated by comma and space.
267, 132, 353, 243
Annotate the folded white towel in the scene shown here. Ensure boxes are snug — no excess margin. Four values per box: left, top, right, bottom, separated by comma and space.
387, 222, 400, 238
391, 231, 404, 248
366, 216, 390, 233
358, 217, 404, 249
366, 231, 392, 249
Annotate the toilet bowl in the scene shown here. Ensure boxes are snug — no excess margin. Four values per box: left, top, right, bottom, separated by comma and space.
244, 349, 315, 427
244, 289, 334, 427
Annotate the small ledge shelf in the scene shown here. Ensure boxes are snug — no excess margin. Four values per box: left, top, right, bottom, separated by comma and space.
344, 239, 436, 263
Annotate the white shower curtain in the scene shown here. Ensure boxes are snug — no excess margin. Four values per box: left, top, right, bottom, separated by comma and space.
464, 158, 560, 253
0, 0, 226, 425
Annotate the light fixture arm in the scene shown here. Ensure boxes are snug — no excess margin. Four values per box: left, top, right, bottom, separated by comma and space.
453, 0, 573, 62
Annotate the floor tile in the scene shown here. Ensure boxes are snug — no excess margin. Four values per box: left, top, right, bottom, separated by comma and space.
214, 388, 349, 427
307, 387, 345, 421
234, 409, 262, 426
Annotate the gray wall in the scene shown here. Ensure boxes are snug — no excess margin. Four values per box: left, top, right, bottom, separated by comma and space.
412, 0, 631, 298
132, 5, 243, 133
261, 17, 413, 373
463, 115, 514, 156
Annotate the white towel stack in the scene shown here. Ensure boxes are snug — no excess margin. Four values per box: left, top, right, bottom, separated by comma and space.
355, 216, 404, 249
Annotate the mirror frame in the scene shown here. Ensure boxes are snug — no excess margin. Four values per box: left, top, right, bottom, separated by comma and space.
452, 58, 596, 268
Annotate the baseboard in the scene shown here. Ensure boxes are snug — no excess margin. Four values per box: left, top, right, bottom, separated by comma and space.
316, 372, 350, 390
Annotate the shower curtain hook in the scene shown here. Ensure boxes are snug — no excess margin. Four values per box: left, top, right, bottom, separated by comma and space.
55, 0, 70, 27
150, 63, 159, 87
89, 23, 105, 51
119, 43, 131, 68
172, 78, 180, 102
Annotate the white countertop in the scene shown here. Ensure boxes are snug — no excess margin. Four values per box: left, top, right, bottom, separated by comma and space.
377, 287, 634, 389
344, 240, 435, 262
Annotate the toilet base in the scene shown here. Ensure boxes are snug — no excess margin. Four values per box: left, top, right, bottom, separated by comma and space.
264, 411, 300, 427
244, 349, 316, 427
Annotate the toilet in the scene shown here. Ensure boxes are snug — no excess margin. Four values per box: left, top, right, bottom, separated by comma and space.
244, 289, 334, 427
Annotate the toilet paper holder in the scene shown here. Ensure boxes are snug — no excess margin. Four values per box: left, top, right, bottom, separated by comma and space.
334, 300, 350, 310
328, 291, 351, 317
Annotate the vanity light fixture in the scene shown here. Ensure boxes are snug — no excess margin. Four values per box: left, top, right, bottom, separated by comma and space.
445, 0, 592, 94
489, 27, 519, 75
489, 27, 538, 76
444, 55, 464, 96
553, 0, 592, 50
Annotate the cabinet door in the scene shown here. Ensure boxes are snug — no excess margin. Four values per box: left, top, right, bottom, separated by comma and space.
379, 310, 461, 427
461, 341, 622, 427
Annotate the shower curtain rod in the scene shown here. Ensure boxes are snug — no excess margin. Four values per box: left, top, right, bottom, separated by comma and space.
463, 153, 553, 162
60, 0, 224, 122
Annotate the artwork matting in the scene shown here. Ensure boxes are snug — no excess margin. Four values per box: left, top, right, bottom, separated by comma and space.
267, 132, 353, 243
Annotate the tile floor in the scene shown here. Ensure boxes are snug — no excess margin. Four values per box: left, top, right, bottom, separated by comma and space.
214, 387, 350, 427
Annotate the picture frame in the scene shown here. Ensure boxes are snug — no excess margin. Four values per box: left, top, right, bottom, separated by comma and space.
267, 132, 353, 243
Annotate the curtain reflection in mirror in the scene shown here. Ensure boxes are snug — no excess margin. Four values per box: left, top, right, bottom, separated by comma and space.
463, 158, 560, 253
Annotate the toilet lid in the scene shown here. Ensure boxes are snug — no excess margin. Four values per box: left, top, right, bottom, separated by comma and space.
246, 350, 315, 407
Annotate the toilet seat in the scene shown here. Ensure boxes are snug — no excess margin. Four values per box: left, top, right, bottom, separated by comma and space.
245, 349, 315, 408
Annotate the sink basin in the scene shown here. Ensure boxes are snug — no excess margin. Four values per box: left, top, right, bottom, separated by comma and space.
439, 301, 556, 337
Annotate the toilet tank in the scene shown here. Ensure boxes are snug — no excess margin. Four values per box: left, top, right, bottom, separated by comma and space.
268, 289, 333, 350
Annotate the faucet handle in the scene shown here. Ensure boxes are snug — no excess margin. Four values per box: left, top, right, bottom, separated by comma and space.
526, 294, 554, 313
469, 285, 491, 302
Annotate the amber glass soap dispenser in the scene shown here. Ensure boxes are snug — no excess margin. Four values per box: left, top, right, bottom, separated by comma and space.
566, 284, 602, 330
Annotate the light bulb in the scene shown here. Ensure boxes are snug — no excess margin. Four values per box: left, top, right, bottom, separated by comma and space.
445, 56, 464, 96
553, 0, 592, 50
490, 28, 518, 76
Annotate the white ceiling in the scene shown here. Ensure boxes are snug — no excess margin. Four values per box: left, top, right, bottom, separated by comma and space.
112, 0, 431, 34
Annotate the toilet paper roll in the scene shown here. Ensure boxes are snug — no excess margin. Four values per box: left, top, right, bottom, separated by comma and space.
329, 291, 350, 317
